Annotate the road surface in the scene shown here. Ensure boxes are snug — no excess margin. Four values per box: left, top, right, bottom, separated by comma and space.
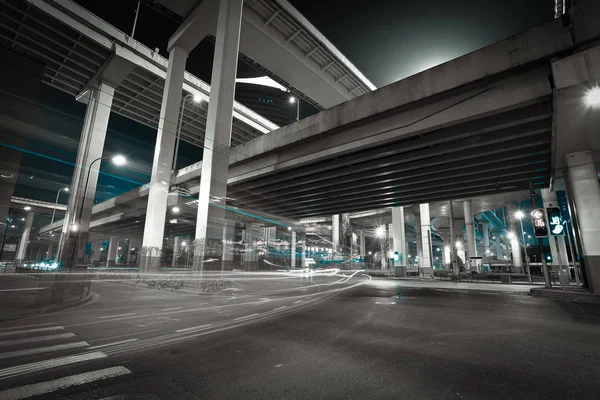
0, 273, 598, 399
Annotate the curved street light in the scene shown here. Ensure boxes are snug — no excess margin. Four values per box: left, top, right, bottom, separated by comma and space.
50, 187, 69, 235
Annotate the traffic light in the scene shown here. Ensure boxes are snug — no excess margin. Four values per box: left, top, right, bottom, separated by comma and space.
546, 207, 565, 236
393, 252, 400, 262
531, 209, 548, 237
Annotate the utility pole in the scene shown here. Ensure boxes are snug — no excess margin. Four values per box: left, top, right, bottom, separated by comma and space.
530, 182, 551, 287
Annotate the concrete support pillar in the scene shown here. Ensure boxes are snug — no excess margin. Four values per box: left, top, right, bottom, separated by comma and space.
15, 211, 33, 261
566, 151, 600, 292
507, 204, 523, 273
172, 237, 181, 268
194, 0, 244, 271
495, 235, 502, 259
57, 83, 115, 271
448, 200, 458, 274
301, 234, 306, 269
332, 214, 340, 250
481, 222, 490, 255
359, 229, 365, 257
141, 46, 188, 272
463, 200, 477, 261
244, 224, 260, 271
47, 244, 54, 260
541, 188, 570, 279
106, 237, 118, 268
263, 226, 276, 245
378, 225, 388, 270
419, 203, 433, 277
291, 230, 296, 269
222, 219, 235, 271
391, 207, 406, 266
414, 212, 423, 265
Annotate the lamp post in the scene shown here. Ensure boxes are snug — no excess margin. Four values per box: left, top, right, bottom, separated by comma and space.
515, 210, 532, 283
50, 187, 69, 235
173, 93, 203, 174
75, 155, 127, 231
289, 96, 300, 121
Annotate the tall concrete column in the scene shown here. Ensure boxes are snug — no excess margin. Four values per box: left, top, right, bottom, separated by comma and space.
301, 234, 306, 269
244, 224, 260, 271
481, 222, 490, 255
419, 203, 433, 277
541, 188, 570, 279
15, 211, 33, 262
414, 212, 423, 265
172, 237, 181, 268
463, 200, 477, 265
496, 235, 503, 259
194, 0, 244, 270
448, 200, 459, 274
566, 151, 600, 292
57, 83, 115, 271
331, 214, 340, 250
507, 204, 523, 273
142, 46, 187, 272
391, 207, 406, 266
291, 230, 296, 268
106, 237, 118, 268
359, 229, 366, 257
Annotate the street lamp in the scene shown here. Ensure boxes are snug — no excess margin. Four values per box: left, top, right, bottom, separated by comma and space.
50, 187, 69, 233
374, 225, 386, 239
514, 210, 532, 283
289, 95, 300, 121
173, 93, 203, 173
585, 86, 600, 107
76, 155, 127, 232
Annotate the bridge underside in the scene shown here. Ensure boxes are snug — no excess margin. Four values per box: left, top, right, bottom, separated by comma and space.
226, 99, 553, 218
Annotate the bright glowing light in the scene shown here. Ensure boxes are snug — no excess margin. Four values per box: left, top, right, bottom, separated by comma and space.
288, 96, 296, 104
118, 247, 122, 250
368, 251, 372, 255
507, 231, 516, 240
64, 187, 69, 192
100, 248, 104, 251
193, 94, 202, 103
485, 249, 491, 255
70, 223, 79, 232
172, 206, 180, 213
111, 155, 127, 166
515, 210, 525, 220
21, 218, 25, 221
547, 255, 551, 260
585, 86, 600, 107
492, 236, 496, 240
455, 241, 463, 249
374, 225, 386, 239
287, 226, 292, 231
389, 251, 395, 258
181, 242, 187, 247
131, 248, 136, 251
10, 225, 15, 228
24, 206, 31, 211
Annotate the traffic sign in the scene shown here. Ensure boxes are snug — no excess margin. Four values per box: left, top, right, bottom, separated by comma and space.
531, 208, 548, 237
546, 207, 565, 236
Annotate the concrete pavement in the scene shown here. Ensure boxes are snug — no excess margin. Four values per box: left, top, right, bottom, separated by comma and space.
0, 273, 599, 399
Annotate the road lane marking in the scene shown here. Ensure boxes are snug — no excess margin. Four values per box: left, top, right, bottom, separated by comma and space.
480, 292, 502, 296
0, 323, 57, 332
0, 342, 89, 360
98, 313, 136, 319
273, 306, 288, 311
0, 366, 131, 400
160, 307, 183, 311
88, 329, 161, 343
0, 326, 64, 337
176, 324, 214, 333
233, 313, 259, 321
88, 338, 138, 350
0, 333, 75, 347
0, 351, 107, 379
294, 300, 303, 304
0, 287, 47, 292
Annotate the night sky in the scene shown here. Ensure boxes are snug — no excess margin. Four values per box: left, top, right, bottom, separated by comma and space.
14, 0, 556, 207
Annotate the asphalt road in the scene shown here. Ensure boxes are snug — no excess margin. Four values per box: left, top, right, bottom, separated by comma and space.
0, 274, 599, 399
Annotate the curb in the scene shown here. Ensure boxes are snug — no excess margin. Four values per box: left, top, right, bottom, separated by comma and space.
0, 292, 96, 322
529, 288, 600, 303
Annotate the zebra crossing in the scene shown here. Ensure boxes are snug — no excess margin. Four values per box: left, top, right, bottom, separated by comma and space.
0, 322, 132, 399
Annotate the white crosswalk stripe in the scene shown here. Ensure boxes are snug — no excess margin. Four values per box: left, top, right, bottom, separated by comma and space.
0, 366, 131, 400
0, 321, 134, 398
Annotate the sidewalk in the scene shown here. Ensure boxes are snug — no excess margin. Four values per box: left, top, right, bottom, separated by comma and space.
529, 286, 600, 303
375, 277, 537, 293
0, 274, 94, 321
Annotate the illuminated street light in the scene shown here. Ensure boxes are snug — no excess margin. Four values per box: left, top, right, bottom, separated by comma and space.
24, 206, 31, 211
288, 96, 296, 104
585, 86, 600, 107
287, 226, 292, 231
172, 206, 180, 214
111, 155, 127, 166
50, 187, 70, 234
507, 231, 516, 240
514, 210, 525, 220
374, 225, 386, 239
455, 241, 463, 249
